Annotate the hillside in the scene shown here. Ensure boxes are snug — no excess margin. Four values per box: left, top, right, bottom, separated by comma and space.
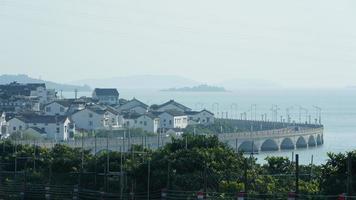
0, 74, 91, 91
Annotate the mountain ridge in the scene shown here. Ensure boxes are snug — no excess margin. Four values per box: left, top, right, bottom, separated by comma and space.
0, 74, 91, 91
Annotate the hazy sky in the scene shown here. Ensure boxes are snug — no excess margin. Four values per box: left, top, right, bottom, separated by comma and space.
0, 0, 355, 88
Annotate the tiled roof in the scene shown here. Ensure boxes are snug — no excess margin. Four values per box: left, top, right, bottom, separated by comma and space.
46, 99, 74, 108
93, 88, 119, 96
157, 100, 191, 111
185, 109, 214, 116
15, 114, 68, 124
122, 98, 148, 109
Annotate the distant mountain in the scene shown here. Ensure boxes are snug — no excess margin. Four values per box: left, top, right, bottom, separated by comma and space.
162, 84, 228, 92
0, 74, 91, 91
71, 75, 201, 89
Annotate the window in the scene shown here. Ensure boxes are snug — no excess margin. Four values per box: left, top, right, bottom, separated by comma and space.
60, 107, 65, 112
46, 107, 51, 112
56, 128, 60, 133
89, 121, 93, 126
207, 118, 210, 122
13, 127, 16, 131
140, 121, 143, 124
144, 121, 147, 126
135, 120, 137, 124
89, 113, 93, 118
19, 126, 22, 130
169, 120, 172, 125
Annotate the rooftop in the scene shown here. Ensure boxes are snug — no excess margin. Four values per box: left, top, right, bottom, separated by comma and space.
156, 100, 191, 111
93, 88, 119, 96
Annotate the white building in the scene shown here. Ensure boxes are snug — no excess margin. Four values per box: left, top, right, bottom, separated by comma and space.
156, 100, 192, 112
117, 98, 148, 114
158, 110, 188, 129
71, 105, 122, 131
0, 82, 56, 107
0, 112, 8, 138
29, 85, 57, 105
186, 109, 215, 125
92, 88, 119, 105
44, 100, 73, 115
7, 114, 72, 140
124, 113, 160, 133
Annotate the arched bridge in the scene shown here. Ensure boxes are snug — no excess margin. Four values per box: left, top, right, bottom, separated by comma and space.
219, 127, 324, 153
15, 126, 323, 154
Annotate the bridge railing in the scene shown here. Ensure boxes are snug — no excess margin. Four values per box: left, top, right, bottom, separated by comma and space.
11, 127, 323, 152
218, 127, 324, 141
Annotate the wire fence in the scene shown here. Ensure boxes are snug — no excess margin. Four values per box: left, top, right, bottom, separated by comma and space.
0, 182, 354, 200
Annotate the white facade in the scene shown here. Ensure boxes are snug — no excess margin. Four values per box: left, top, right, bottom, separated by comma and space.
7, 117, 71, 141
124, 115, 159, 133
71, 108, 122, 131
30, 86, 56, 104
44, 102, 69, 116
0, 112, 8, 137
158, 112, 188, 129
187, 110, 215, 125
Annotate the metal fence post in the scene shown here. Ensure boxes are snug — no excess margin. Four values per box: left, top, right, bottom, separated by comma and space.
45, 186, 50, 200
73, 185, 79, 200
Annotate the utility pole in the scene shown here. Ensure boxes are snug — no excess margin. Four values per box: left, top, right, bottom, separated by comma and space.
120, 146, 123, 200
105, 126, 110, 192
147, 158, 150, 200
295, 154, 299, 199
347, 153, 353, 197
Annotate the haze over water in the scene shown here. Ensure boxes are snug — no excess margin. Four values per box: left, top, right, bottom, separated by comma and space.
65, 88, 356, 165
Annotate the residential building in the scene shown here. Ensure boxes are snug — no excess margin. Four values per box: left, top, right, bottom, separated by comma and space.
44, 99, 73, 115
0, 112, 8, 138
117, 98, 148, 114
7, 114, 73, 140
185, 109, 215, 125
0, 82, 56, 104
158, 110, 188, 129
124, 113, 160, 133
92, 88, 119, 105
70, 105, 122, 131
156, 100, 192, 112
0, 95, 40, 112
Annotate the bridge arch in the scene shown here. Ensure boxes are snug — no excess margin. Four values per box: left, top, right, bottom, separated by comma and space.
308, 135, 316, 147
296, 136, 307, 148
238, 141, 258, 153
260, 139, 279, 151
280, 138, 295, 150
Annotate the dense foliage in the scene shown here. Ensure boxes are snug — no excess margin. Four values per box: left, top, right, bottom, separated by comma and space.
0, 135, 354, 197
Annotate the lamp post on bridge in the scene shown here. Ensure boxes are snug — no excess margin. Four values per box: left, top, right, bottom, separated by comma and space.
313, 106, 322, 125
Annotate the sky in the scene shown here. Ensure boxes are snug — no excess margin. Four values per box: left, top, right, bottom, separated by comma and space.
0, 0, 355, 88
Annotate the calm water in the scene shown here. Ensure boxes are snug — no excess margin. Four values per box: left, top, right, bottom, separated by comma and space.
64, 89, 356, 164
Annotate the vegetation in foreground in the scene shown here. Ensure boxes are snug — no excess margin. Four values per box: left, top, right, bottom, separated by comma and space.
0, 135, 354, 197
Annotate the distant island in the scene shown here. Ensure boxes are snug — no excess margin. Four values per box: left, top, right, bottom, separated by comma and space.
0, 74, 91, 92
161, 84, 228, 92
